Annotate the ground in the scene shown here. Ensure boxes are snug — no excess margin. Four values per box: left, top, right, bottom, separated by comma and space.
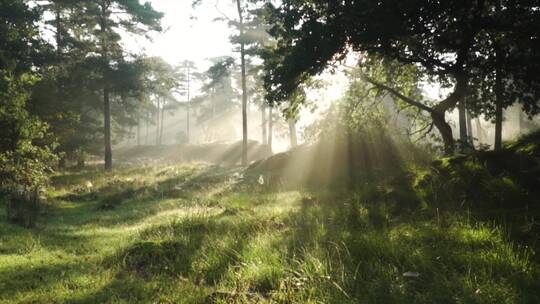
0, 163, 539, 303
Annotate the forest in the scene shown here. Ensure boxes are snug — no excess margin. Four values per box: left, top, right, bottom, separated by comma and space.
1, 0, 539, 303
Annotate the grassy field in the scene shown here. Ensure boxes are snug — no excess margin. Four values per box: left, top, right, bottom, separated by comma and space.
0, 163, 539, 303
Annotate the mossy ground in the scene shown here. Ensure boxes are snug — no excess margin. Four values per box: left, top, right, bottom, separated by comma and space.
0, 162, 539, 303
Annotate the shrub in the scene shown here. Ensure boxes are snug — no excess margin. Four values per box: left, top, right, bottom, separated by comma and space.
0, 73, 57, 227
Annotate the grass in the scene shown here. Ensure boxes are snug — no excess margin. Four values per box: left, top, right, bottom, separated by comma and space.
0, 163, 539, 303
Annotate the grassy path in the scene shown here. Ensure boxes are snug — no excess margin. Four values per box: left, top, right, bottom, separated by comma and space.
0, 164, 538, 303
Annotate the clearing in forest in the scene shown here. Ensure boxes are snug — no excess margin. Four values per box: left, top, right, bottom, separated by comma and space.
0, 163, 538, 303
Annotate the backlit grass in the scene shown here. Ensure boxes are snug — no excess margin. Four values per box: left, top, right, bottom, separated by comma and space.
0, 163, 538, 303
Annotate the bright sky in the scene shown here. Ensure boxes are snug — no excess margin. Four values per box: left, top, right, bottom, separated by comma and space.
128, 0, 237, 73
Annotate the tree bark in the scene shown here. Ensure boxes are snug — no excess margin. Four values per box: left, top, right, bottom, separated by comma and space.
186, 105, 190, 144
145, 113, 149, 145
494, 92, 503, 151
186, 65, 191, 144
458, 98, 467, 152
127, 126, 132, 145
261, 104, 267, 145
100, 1, 112, 171
268, 106, 273, 152
431, 111, 455, 155
103, 85, 112, 170
475, 118, 484, 144
155, 99, 160, 145
137, 115, 140, 146
160, 107, 165, 145
237, 0, 248, 166
288, 119, 298, 148
466, 110, 474, 148
494, 50, 503, 151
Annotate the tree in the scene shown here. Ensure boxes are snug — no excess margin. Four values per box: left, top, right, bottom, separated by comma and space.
194, 57, 239, 142
236, 0, 249, 165
78, 0, 162, 170
0, 1, 57, 226
262, 0, 540, 155
466, 2, 540, 150
178, 60, 198, 143
194, 0, 272, 163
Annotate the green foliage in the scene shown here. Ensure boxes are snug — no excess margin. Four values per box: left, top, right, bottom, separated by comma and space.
0, 73, 57, 227
416, 130, 540, 211
0, 0, 41, 73
262, 0, 540, 154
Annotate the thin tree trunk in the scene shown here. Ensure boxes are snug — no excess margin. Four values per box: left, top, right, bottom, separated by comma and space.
494, 99, 503, 151
261, 104, 267, 145
127, 126, 132, 145
100, 2, 112, 171
268, 106, 273, 152
458, 98, 467, 152
156, 99, 160, 146
186, 65, 191, 144
145, 113, 149, 145
54, 7, 63, 99
518, 108, 523, 135
237, 0, 248, 166
288, 119, 298, 148
103, 85, 112, 170
186, 105, 190, 144
494, 50, 503, 151
475, 118, 484, 144
466, 110, 474, 148
137, 115, 140, 146
160, 107, 165, 145
55, 7, 66, 169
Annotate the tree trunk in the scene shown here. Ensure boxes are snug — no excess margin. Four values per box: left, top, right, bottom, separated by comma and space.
54, 7, 64, 101
365, 75, 466, 155
145, 113, 149, 145
268, 106, 273, 152
237, 0, 248, 166
100, 2, 112, 171
155, 99, 160, 146
186, 65, 191, 144
466, 110, 474, 148
127, 126, 132, 145
186, 105, 190, 144
458, 98, 467, 152
103, 85, 112, 170
160, 107, 165, 145
494, 58, 503, 151
475, 118, 484, 144
494, 99, 503, 151
518, 109, 523, 135
261, 104, 267, 145
137, 115, 140, 146
288, 119, 298, 148
431, 111, 455, 155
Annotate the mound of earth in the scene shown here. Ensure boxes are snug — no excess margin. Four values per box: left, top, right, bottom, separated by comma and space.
115, 140, 272, 165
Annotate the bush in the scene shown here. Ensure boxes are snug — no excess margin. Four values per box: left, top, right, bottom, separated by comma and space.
0, 73, 57, 227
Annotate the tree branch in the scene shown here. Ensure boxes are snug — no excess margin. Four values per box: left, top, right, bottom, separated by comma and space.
362, 75, 435, 114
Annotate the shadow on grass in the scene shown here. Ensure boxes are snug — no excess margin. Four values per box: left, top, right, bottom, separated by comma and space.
0, 261, 93, 300
271, 194, 540, 304
47, 165, 240, 229
68, 211, 268, 304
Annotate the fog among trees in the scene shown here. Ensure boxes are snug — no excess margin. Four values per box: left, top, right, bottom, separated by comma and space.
1, 1, 540, 303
